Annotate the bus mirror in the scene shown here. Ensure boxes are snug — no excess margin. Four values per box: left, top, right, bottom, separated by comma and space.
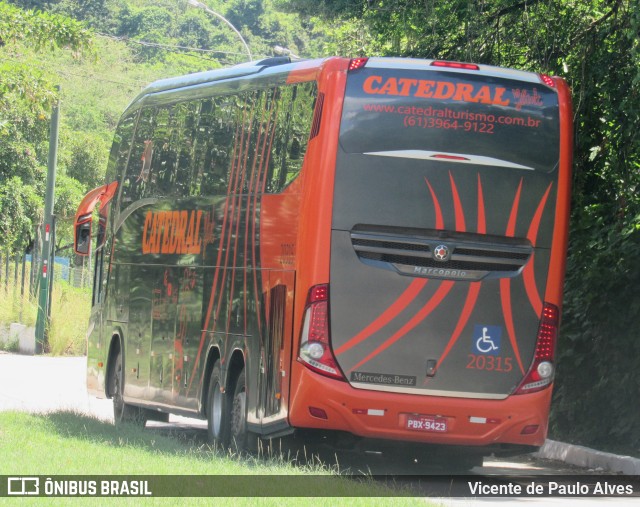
75, 221, 92, 255
73, 181, 119, 257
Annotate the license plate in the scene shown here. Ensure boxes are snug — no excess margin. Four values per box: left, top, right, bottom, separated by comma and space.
406, 415, 448, 432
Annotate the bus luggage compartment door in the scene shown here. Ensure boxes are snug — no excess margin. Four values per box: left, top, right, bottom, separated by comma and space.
256, 270, 295, 433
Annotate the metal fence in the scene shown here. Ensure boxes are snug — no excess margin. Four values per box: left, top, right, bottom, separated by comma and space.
0, 251, 92, 297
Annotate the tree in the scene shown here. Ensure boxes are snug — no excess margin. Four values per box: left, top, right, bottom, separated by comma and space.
177, 10, 215, 50
0, 86, 49, 188
0, 1, 92, 54
0, 176, 41, 254
1, 1, 93, 120
0, 1, 93, 254
224, 0, 264, 35
59, 131, 110, 189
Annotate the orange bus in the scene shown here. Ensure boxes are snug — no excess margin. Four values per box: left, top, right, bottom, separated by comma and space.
74, 56, 572, 469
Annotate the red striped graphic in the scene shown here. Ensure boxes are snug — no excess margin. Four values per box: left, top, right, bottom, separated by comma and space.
335, 279, 428, 356
423, 174, 486, 374
523, 183, 553, 316
252, 90, 281, 336
477, 174, 486, 234
337, 175, 453, 359
433, 282, 482, 374
506, 178, 523, 237
500, 278, 525, 375
500, 178, 526, 376
424, 178, 444, 229
449, 172, 466, 232
189, 107, 246, 392
527, 183, 552, 246
225, 100, 257, 334
349, 281, 454, 373
243, 93, 273, 334
214, 104, 249, 335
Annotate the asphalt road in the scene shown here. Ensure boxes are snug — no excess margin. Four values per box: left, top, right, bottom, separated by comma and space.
1, 352, 636, 505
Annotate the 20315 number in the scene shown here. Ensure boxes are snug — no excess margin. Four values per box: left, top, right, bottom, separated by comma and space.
466, 354, 513, 373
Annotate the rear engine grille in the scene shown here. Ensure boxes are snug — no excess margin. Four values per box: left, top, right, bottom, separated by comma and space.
351, 227, 533, 281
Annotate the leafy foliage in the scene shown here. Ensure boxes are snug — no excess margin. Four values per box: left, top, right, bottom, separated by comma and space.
0, 62, 58, 120
0, 0, 329, 261
285, 0, 640, 454
0, 176, 42, 253
0, 0, 92, 53
0, 1, 94, 255
557, 211, 640, 454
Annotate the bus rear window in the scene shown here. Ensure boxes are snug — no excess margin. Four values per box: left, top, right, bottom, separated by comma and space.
340, 68, 560, 173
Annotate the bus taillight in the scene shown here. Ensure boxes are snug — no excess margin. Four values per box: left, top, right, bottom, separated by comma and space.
431, 60, 480, 71
348, 57, 369, 71
515, 303, 559, 394
539, 74, 556, 87
298, 284, 345, 381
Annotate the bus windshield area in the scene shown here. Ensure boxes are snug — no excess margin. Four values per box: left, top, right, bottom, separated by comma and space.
340, 68, 560, 173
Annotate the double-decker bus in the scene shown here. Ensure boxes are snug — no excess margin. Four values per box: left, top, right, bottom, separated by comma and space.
74, 56, 572, 469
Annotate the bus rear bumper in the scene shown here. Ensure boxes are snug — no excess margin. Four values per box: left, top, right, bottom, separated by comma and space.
288, 365, 552, 448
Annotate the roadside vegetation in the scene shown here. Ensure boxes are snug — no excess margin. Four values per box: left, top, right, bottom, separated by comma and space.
0, 272, 90, 355
1, 0, 638, 459
0, 411, 427, 505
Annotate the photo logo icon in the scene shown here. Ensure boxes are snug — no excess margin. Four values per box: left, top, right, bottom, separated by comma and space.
7, 477, 40, 496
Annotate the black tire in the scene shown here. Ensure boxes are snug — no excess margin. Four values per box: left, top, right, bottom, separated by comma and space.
229, 367, 257, 452
206, 361, 230, 447
110, 349, 146, 427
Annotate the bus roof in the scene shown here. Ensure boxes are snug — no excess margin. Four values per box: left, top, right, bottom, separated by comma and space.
123, 56, 549, 115
124, 56, 327, 114
365, 57, 543, 84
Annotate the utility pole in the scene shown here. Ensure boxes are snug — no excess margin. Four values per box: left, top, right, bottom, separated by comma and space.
35, 86, 60, 354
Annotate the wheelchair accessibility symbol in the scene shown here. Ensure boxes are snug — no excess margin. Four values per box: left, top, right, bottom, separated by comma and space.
473, 325, 502, 355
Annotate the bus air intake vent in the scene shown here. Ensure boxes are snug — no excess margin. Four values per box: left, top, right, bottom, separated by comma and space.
350, 226, 533, 281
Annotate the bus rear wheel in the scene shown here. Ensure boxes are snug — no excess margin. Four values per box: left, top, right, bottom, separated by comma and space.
206, 361, 230, 447
229, 367, 257, 452
110, 350, 146, 427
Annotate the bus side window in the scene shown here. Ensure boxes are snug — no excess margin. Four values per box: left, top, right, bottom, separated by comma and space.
125, 102, 200, 200
92, 202, 113, 307
190, 99, 214, 196
151, 107, 173, 197
266, 82, 317, 193
189, 82, 316, 198
194, 96, 238, 197
92, 218, 108, 306
92, 114, 135, 307
121, 107, 157, 204
169, 101, 198, 198
106, 113, 136, 187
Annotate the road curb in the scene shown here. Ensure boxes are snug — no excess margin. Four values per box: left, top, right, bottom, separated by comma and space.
535, 439, 640, 475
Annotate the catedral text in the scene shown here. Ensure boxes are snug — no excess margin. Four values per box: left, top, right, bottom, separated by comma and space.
363, 75, 510, 106
142, 210, 203, 255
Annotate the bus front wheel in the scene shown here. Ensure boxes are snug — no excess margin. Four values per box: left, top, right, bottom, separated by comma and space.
110, 350, 146, 426
206, 361, 230, 446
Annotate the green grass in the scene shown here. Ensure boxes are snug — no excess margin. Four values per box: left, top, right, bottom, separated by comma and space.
0, 267, 91, 355
0, 411, 431, 506
0, 274, 38, 352
0, 334, 19, 352
0, 284, 37, 329
47, 283, 92, 355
